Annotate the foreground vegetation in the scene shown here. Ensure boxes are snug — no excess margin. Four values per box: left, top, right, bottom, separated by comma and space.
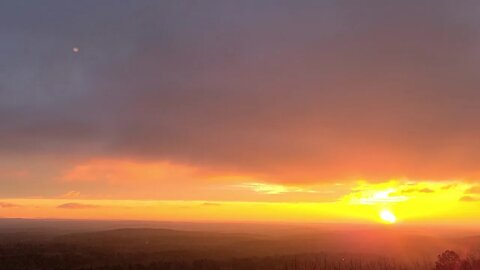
0, 242, 479, 270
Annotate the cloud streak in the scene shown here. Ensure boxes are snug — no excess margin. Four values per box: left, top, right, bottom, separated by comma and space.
0, 202, 19, 208
459, 196, 479, 202
57, 203, 99, 209
234, 182, 320, 195
465, 185, 480, 194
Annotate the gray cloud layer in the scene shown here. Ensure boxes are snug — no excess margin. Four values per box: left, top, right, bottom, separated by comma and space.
2, 1, 480, 182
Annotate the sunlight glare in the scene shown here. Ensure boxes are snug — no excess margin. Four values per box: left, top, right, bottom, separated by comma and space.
379, 209, 396, 224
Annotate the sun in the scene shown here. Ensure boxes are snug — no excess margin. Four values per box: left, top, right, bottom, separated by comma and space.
379, 209, 397, 224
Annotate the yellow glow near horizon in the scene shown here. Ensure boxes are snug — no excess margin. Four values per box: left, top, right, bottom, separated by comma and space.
0, 180, 479, 226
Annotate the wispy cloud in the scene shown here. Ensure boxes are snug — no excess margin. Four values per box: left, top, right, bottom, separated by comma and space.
402, 187, 435, 193
61, 159, 197, 184
465, 185, 480, 194
201, 202, 222, 206
441, 183, 458, 190
0, 202, 20, 208
351, 189, 409, 205
459, 196, 479, 202
57, 202, 99, 209
234, 182, 318, 195
344, 181, 472, 205
60, 191, 81, 199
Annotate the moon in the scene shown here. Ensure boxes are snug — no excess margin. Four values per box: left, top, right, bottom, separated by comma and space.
379, 209, 397, 224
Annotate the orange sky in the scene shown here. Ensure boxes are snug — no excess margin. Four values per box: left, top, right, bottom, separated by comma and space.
1, 158, 480, 225
2, 1, 480, 225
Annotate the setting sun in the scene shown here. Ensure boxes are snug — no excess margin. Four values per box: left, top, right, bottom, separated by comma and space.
379, 209, 397, 224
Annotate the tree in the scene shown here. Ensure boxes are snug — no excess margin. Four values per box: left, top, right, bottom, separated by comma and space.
435, 250, 461, 270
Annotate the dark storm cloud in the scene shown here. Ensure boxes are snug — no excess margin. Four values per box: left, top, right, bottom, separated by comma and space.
2, 0, 480, 182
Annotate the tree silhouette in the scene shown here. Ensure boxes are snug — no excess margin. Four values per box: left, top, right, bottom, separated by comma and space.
435, 250, 461, 270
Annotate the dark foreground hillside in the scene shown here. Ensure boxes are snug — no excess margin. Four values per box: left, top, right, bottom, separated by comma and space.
1, 244, 480, 270
0, 224, 479, 270
0, 245, 431, 270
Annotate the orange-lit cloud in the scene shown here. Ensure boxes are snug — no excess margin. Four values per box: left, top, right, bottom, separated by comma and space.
0, 202, 20, 208
57, 202, 99, 209
465, 185, 480, 194
60, 191, 81, 199
233, 182, 319, 195
56, 158, 344, 202
348, 189, 409, 205
62, 159, 199, 184
459, 196, 479, 202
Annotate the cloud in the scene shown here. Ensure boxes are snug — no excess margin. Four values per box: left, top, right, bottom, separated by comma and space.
459, 196, 480, 202
3, 1, 480, 186
234, 182, 318, 195
60, 191, 81, 199
401, 187, 435, 194
441, 184, 458, 190
57, 203, 99, 209
0, 202, 19, 208
348, 189, 409, 205
61, 159, 198, 183
459, 185, 480, 202
201, 202, 222, 207
465, 185, 480, 194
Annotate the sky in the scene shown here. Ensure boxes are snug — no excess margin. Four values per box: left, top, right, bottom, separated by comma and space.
1, 0, 480, 225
